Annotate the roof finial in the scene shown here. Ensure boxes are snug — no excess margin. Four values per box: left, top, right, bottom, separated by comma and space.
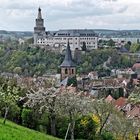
38, 7, 41, 11
38, 7, 42, 19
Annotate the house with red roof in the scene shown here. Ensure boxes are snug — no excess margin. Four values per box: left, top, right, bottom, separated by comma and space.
114, 97, 127, 110
105, 95, 115, 103
127, 105, 140, 119
132, 61, 140, 76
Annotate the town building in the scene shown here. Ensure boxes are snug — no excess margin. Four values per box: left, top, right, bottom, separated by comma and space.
60, 41, 76, 81
132, 60, 140, 76
33, 8, 98, 51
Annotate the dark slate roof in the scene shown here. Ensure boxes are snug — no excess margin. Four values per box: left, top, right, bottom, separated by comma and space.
60, 42, 76, 67
48, 29, 97, 37
119, 47, 129, 53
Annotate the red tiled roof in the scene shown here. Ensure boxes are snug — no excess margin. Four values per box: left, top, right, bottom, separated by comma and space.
60, 86, 76, 92
133, 63, 140, 69
127, 106, 140, 118
114, 97, 127, 109
133, 79, 140, 85
105, 95, 115, 103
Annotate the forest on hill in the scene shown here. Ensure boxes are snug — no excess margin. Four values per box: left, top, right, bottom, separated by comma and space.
0, 41, 136, 77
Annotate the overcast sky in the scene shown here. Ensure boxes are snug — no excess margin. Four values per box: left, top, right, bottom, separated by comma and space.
0, 0, 140, 31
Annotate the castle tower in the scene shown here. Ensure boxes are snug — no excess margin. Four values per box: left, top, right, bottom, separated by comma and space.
60, 42, 76, 81
34, 7, 46, 44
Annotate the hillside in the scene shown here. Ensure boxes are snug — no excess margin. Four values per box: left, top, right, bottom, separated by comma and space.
1, 29, 140, 40
0, 30, 33, 38
0, 118, 60, 140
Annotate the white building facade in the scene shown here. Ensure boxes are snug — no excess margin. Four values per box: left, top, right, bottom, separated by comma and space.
34, 8, 98, 51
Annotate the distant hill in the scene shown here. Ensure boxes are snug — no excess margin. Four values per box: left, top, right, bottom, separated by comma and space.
93, 29, 140, 38
0, 118, 60, 140
1, 29, 140, 39
0, 30, 33, 40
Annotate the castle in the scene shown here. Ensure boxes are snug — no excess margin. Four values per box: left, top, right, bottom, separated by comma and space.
34, 8, 98, 51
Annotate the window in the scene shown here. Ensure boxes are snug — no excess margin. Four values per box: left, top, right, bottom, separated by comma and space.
72, 69, 74, 74
65, 69, 68, 74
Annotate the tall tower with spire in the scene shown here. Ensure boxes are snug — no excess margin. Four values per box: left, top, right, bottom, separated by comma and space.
34, 7, 46, 44
60, 42, 76, 81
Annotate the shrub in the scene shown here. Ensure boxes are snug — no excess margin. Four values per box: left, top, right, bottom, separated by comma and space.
75, 115, 97, 140
21, 108, 33, 128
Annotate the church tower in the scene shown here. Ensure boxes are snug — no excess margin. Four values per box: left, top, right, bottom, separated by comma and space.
60, 42, 76, 81
34, 7, 46, 44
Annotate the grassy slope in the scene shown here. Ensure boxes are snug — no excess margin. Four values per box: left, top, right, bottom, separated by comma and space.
0, 118, 60, 140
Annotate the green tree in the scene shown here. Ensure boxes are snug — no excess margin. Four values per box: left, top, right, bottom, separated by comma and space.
128, 87, 140, 104
107, 39, 115, 47
91, 100, 115, 137
0, 84, 21, 124
130, 43, 140, 53
25, 87, 58, 136
75, 115, 97, 140
13, 67, 22, 75
108, 113, 134, 140
55, 88, 92, 140
124, 41, 131, 51
26, 37, 34, 44
67, 77, 77, 87
81, 42, 87, 51
21, 108, 33, 128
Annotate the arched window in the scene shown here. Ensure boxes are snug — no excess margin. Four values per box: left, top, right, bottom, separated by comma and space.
72, 69, 74, 74
65, 68, 68, 74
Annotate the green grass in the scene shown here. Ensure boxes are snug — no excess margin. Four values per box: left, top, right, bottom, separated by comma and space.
0, 118, 60, 140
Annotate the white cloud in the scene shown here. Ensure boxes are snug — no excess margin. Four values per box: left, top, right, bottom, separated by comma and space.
0, 0, 140, 30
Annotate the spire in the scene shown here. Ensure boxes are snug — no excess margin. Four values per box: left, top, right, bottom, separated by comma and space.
38, 7, 42, 19
65, 40, 72, 61
60, 41, 76, 67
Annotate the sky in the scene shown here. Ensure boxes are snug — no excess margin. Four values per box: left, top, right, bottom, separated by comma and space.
0, 0, 140, 31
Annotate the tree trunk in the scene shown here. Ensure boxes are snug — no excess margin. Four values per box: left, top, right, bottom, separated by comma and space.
135, 133, 139, 140
49, 97, 56, 136
70, 121, 75, 140
3, 106, 9, 124
69, 112, 75, 140
99, 112, 110, 136
50, 114, 56, 136
65, 123, 71, 140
